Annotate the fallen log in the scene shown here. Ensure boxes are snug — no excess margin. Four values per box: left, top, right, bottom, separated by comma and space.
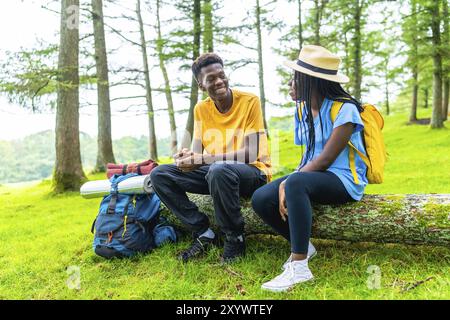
161, 194, 450, 247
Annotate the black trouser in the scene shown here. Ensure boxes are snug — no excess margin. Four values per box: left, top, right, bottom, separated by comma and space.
251, 171, 354, 254
150, 162, 267, 238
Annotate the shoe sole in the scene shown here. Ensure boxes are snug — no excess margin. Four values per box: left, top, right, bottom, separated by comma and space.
308, 250, 317, 260
261, 276, 314, 292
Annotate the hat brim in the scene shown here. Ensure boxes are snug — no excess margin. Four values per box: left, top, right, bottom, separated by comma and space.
283, 60, 350, 84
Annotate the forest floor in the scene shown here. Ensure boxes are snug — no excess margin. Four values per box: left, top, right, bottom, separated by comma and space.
0, 109, 449, 300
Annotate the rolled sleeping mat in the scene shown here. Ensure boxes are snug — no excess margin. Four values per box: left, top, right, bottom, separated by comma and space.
80, 175, 152, 199
143, 174, 154, 194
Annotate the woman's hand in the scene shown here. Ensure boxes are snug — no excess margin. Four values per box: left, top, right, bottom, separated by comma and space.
279, 180, 288, 222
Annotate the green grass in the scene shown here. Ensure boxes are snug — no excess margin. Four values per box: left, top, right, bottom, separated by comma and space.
0, 109, 449, 300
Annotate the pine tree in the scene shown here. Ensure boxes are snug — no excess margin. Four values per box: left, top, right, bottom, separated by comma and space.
92, 0, 116, 172
54, 0, 86, 192
137, 0, 158, 160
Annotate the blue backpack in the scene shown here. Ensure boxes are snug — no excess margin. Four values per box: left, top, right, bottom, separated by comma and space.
91, 173, 176, 259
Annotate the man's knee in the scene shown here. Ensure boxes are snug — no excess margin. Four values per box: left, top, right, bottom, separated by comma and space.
205, 163, 235, 184
150, 164, 173, 184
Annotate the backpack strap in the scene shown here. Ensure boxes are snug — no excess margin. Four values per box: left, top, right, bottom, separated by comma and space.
330, 100, 366, 185
107, 182, 119, 215
107, 173, 139, 215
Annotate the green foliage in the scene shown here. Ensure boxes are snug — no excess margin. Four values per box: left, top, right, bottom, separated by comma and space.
0, 44, 59, 111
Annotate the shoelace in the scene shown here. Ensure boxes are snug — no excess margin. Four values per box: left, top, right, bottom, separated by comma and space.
273, 263, 295, 282
223, 241, 242, 257
182, 238, 205, 258
276, 262, 310, 282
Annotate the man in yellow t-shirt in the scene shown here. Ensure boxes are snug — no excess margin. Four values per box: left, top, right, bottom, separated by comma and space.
150, 53, 271, 263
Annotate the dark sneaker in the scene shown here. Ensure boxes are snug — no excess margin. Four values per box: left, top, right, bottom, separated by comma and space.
177, 236, 214, 263
221, 237, 246, 263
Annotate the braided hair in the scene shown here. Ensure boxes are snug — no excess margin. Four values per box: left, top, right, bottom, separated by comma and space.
294, 71, 362, 166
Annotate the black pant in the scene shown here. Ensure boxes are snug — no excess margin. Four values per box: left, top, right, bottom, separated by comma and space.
150, 162, 267, 238
251, 171, 354, 254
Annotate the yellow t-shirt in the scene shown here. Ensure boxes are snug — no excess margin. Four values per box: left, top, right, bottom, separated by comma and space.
193, 89, 272, 180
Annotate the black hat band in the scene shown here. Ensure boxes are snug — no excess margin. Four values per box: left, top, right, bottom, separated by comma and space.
297, 60, 338, 75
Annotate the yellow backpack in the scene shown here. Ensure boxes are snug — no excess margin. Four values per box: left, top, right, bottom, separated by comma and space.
330, 101, 387, 184
297, 100, 387, 184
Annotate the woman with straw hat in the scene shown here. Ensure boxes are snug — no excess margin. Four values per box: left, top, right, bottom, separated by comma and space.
251, 45, 368, 292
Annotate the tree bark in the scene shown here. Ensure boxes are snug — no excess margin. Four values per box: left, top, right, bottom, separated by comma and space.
384, 61, 390, 116
54, 0, 86, 193
298, 0, 303, 49
352, 0, 362, 101
409, 0, 419, 123
203, 0, 214, 53
156, 0, 178, 154
410, 75, 418, 122
256, 0, 269, 134
313, 0, 321, 45
162, 194, 450, 246
92, 0, 115, 172
181, 0, 201, 149
430, 0, 444, 128
136, 0, 158, 161
442, 0, 449, 121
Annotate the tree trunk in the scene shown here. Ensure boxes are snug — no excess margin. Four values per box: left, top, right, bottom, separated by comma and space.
343, 16, 350, 78
156, 0, 178, 154
298, 0, 303, 49
136, 0, 158, 161
444, 79, 450, 122
410, 75, 419, 122
442, 0, 449, 121
162, 194, 450, 246
53, 0, 86, 193
352, 0, 362, 101
409, 0, 419, 123
313, 0, 321, 45
92, 0, 115, 172
430, 0, 443, 128
203, 0, 214, 53
256, 0, 269, 134
181, 0, 201, 149
385, 70, 389, 116
424, 88, 429, 109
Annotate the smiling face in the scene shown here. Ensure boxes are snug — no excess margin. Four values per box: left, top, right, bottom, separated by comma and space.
198, 63, 230, 101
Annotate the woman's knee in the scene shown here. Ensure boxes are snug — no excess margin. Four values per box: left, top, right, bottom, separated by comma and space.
251, 185, 273, 217
285, 172, 308, 196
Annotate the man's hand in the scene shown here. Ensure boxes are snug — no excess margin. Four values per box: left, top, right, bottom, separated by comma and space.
176, 153, 204, 172
279, 180, 288, 222
173, 148, 192, 161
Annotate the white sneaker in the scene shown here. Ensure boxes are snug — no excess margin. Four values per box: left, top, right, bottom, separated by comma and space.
261, 260, 314, 292
282, 241, 317, 270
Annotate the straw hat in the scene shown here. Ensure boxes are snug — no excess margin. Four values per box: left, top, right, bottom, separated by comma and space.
283, 45, 349, 84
